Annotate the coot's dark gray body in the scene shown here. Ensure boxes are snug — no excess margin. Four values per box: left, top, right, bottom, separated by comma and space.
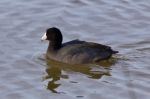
41, 27, 118, 64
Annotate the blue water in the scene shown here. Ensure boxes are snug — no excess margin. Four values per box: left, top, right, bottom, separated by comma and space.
0, 0, 150, 99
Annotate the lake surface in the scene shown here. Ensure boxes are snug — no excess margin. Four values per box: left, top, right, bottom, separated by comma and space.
0, 0, 150, 99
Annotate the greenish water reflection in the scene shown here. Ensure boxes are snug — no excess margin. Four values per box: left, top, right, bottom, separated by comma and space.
43, 58, 117, 93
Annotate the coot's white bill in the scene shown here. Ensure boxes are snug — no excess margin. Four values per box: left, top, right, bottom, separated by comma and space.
41, 33, 47, 41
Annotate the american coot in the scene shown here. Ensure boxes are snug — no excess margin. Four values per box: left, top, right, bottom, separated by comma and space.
41, 27, 118, 64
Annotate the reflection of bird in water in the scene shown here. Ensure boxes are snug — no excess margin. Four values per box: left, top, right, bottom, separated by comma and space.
43, 58, 117, 93
45, 67, 61, 93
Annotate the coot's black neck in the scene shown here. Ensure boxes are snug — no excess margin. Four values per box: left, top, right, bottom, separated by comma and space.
48, 41, 62, 51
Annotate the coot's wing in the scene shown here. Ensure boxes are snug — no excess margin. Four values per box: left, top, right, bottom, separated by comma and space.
62, 39, 86, 47
82, 42, 118, 54
63, 40, 118, 54
58, 40, 118, 64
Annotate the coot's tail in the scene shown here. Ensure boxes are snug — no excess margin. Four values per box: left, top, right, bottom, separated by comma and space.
112, 50, 119, 54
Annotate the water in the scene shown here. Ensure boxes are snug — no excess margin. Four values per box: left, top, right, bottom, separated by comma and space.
0, 0, 150, 99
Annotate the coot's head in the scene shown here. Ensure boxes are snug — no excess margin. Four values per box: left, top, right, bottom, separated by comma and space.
41, 27, 63, 43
